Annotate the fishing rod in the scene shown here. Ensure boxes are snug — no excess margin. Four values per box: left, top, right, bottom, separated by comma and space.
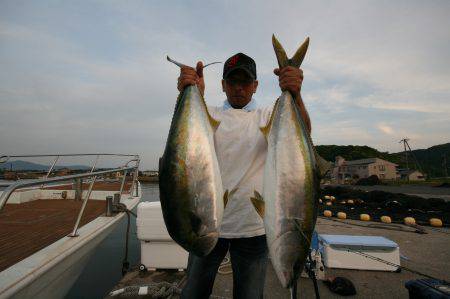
346, 248, 448, 283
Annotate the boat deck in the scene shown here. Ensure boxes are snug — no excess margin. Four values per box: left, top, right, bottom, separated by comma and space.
0, 199, 107, 272
108, 217, 450, 298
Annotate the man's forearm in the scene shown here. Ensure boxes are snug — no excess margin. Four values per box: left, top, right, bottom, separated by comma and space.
294, 94, 311, 135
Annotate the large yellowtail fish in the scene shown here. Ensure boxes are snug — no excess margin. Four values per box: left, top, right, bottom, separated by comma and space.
159, 57, 229, 257
251, 36, 320, 295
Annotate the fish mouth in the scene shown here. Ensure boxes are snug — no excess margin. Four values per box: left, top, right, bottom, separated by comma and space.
191, 232, 219, 257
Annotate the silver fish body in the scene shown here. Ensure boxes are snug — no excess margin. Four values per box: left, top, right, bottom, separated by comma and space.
263, 91, 320, 288
159, 85, 224, 257
258, 35, 320, 289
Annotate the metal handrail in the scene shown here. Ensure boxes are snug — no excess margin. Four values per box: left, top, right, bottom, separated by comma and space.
123, 158, 140, 168
0, 153, 139, 188
70, 175, 98, 237
0, 154, 139, 172
0, 166, 138, 211
0, 153, 140, 238
0, 153, 138, 160
0, 165, 139, 237
129, 159, 140, 197
45, 156, 60, 179
90, 155, 100, 173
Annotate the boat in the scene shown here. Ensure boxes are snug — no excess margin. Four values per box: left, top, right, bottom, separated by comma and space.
0, 154, 142, 299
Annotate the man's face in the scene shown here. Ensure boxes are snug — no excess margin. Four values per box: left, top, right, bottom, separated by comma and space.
222, 69, 258, 109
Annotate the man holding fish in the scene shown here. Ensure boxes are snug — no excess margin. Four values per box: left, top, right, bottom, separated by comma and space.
169, 38, 314, 299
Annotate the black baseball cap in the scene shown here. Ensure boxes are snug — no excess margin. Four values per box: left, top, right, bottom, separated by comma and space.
223, 53, 257, 80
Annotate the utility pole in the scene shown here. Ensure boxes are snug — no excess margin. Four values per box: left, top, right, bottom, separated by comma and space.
443, 155, 449, 178
399, 138, 424, 180
399, 138, 409, 170
405, 140, 423, 174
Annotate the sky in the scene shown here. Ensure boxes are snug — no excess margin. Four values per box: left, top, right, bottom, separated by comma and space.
1, 1, 449, 169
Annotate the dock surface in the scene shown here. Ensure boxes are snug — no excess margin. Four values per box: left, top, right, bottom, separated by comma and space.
108, 217, 450, 298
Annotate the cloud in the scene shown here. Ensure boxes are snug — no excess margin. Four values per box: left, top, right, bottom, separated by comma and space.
1, 1, 449, 168
377, 123, 394, 135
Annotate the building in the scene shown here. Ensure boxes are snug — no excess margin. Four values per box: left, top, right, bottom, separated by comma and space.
332, 156, 398, 184
142, 170, 158, 177
56, 168, 72, 176
397, 169, 425, 181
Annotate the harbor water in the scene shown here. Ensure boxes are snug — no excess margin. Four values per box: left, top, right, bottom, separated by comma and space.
66, 182, 159, 299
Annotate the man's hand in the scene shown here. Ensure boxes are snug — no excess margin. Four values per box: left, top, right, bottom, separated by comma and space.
273, 66, 303, 99
177, 61, 205, 96
274, 66, 311, 134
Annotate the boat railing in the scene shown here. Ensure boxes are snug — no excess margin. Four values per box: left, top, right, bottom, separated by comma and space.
0, 153, 139, 177
0, 153, 140, 237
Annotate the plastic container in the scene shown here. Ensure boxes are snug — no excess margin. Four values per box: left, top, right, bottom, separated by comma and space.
136, 202, 188, 269
318, 234, 400, 271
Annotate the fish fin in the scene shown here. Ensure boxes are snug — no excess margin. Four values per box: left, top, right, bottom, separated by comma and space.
250, 197, 265, 218
250, 190, 265, 218
254, 190, 264, 201
223, 189, 229, 207
203, 100, 220, 130
260, 124, 270, 138
290, 37, 309, 68
223, 188, 237, 208
195, 85, 220, 130
272, 34, 289, 68
260, 98, 280, 137
207, 113, 220, 130
272, 35, 310, 69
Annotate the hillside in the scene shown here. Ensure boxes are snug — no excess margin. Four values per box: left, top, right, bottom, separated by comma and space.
316, 143, 450, 178
315, 145, 391, 162
390, 143, 450, 178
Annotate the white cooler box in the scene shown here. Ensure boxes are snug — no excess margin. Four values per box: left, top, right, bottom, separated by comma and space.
137, 202, 188, 270
318, 234, 400, 271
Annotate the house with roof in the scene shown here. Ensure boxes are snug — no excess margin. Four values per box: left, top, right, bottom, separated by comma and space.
397, 169, 425, 181
331, 156, 398, 184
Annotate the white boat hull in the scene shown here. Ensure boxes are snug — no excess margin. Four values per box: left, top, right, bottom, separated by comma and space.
0, 184, 141, 299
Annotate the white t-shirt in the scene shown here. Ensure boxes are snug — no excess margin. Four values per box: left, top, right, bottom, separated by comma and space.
208, 99, 273, 238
